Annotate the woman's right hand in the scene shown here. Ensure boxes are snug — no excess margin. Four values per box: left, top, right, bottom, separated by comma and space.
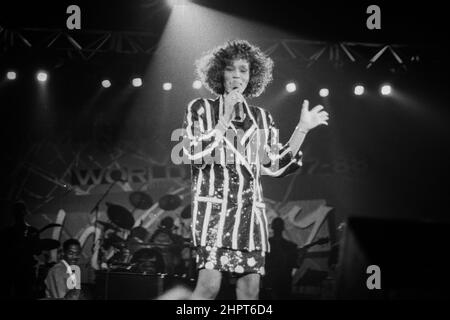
223, 89, 244, 123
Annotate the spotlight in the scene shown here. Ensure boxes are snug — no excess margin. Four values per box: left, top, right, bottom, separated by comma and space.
381, 85, 392, 96
286, 82, 296, 93
354, 85, 365, 96
132, 78, 142, 87
102, 80, 111, 88
6, 71, 17, 80
163, 82, 172, 91
193, 80, 202, 89
319, 88, 329, 97
37, 71, 48, 82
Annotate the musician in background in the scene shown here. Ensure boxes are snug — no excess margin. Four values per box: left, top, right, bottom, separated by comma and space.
44, 239, 82, 299
107, 243, 132, 271
3, 201, 39, 299
150, 217, 185, 275
90, 233, 123, 271
265, 217, 299, 300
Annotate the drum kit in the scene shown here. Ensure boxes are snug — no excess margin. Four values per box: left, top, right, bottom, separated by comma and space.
13, 190, 194, 279
94, 191, 195, 278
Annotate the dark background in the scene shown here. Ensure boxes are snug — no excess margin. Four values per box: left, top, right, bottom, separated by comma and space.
1, 0, 449, 225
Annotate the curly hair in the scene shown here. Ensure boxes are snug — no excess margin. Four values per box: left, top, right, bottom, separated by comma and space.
195, 40, 274, 98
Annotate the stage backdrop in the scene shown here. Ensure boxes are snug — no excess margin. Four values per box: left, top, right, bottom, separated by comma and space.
6, 140, 335, 284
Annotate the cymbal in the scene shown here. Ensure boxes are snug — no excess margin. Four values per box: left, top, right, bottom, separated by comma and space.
129, 191, 153, 210
158, 194, 181, 211
97, 220, 119, 231
180, 204, 191, 219
38, 238, 60, 251
38, 223, 62, 234
106, 203, 135, 230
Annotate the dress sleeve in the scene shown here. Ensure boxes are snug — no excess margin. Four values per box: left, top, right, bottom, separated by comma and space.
182, 98, 227, 168
260, 111, 303, 178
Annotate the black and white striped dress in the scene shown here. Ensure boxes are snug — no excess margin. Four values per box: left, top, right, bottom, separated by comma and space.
182, 96, 303, 275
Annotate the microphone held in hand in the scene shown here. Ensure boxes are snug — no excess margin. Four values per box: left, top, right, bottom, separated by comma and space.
232, 86, 243, 121
234, 102, 242, 121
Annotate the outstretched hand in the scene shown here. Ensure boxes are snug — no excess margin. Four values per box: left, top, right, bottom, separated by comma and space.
298, 99, 329, 131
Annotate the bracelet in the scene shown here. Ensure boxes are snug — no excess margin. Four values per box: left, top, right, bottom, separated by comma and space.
296, 126, 308, 135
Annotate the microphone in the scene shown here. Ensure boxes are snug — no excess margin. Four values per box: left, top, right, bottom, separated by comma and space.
234, 103, 242, 121
232, 86, 243, 121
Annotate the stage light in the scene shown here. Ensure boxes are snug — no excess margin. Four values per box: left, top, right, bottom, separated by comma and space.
319, 88, 329, 97
6, 71, 17, 80
381, 85, 392, 96
193, 80, 202, 89
286, 82, 296, 93
102, 80, 111, 88
132, 78, 142, 87
37, 71, 48, 82
354, 85, 365, 96
163, 82, 172, 91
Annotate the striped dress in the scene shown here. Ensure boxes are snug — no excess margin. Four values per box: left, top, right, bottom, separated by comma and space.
182, 96, 303, 275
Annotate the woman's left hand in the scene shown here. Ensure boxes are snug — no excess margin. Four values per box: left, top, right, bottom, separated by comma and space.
298, 99, 329, 131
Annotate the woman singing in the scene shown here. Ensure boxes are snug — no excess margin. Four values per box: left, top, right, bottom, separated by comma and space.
182, 40, 329, 299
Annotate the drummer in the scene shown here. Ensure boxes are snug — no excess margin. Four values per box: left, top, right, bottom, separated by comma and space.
150, 217, 186, 275
44, 239, 82, 299
107, 242, 132, 270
